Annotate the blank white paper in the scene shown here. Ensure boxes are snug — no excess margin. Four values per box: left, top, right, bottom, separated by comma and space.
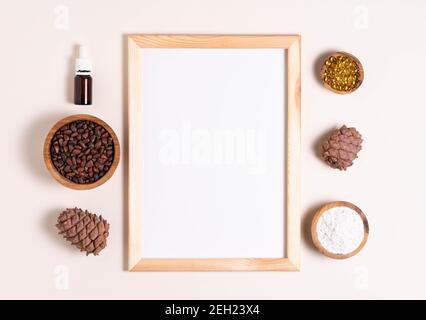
139, 48, 285, 258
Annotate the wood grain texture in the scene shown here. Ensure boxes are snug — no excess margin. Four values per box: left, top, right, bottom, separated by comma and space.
129, 34, 300, 48
128, 38, 143, 269
43, 114, 120, 190
130, 258, 299, 272
311, 201, 369, 259
320, 51, 364, 94
286, 37, 301, 270
128, 35, 301, 271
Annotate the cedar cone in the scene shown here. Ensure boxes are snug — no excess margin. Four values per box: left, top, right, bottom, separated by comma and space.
321, 125, 363, 170
56, 208, 110, 256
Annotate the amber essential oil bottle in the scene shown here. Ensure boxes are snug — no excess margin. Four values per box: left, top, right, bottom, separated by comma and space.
74, 45, 92, 105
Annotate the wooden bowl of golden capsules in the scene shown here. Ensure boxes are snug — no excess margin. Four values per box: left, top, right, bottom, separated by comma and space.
320, 52, 364, 94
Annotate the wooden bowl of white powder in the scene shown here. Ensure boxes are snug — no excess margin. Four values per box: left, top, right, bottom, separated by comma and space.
311, 201, 369, 259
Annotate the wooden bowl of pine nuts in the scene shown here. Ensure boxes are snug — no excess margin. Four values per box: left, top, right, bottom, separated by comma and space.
43, 114, 120, 190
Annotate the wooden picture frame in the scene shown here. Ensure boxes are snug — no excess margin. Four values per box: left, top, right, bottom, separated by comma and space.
128, 35, 301, 271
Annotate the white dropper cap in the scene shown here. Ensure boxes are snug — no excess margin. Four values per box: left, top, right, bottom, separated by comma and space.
79, 45, 89, 58
75, 45, 92, 74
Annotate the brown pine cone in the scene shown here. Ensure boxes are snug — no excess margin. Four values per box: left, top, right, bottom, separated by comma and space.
56, 208, 110, 256
321, 125, 363, 170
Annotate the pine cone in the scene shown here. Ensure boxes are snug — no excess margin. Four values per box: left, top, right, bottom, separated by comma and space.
56, 208, 110, 256
321, 125, 363, 170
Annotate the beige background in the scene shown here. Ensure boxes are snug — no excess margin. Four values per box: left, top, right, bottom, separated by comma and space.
1, 0, 425, 299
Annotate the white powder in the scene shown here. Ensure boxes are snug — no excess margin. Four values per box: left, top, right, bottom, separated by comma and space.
316, 206, 365, 255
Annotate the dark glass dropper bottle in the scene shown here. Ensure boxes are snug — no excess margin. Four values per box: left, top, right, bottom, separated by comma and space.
74, 45, 92, 105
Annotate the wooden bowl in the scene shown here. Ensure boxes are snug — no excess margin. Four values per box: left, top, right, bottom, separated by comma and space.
320, 51, 364, 94
311, 201, 369, 259
43, 114, 120, 190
